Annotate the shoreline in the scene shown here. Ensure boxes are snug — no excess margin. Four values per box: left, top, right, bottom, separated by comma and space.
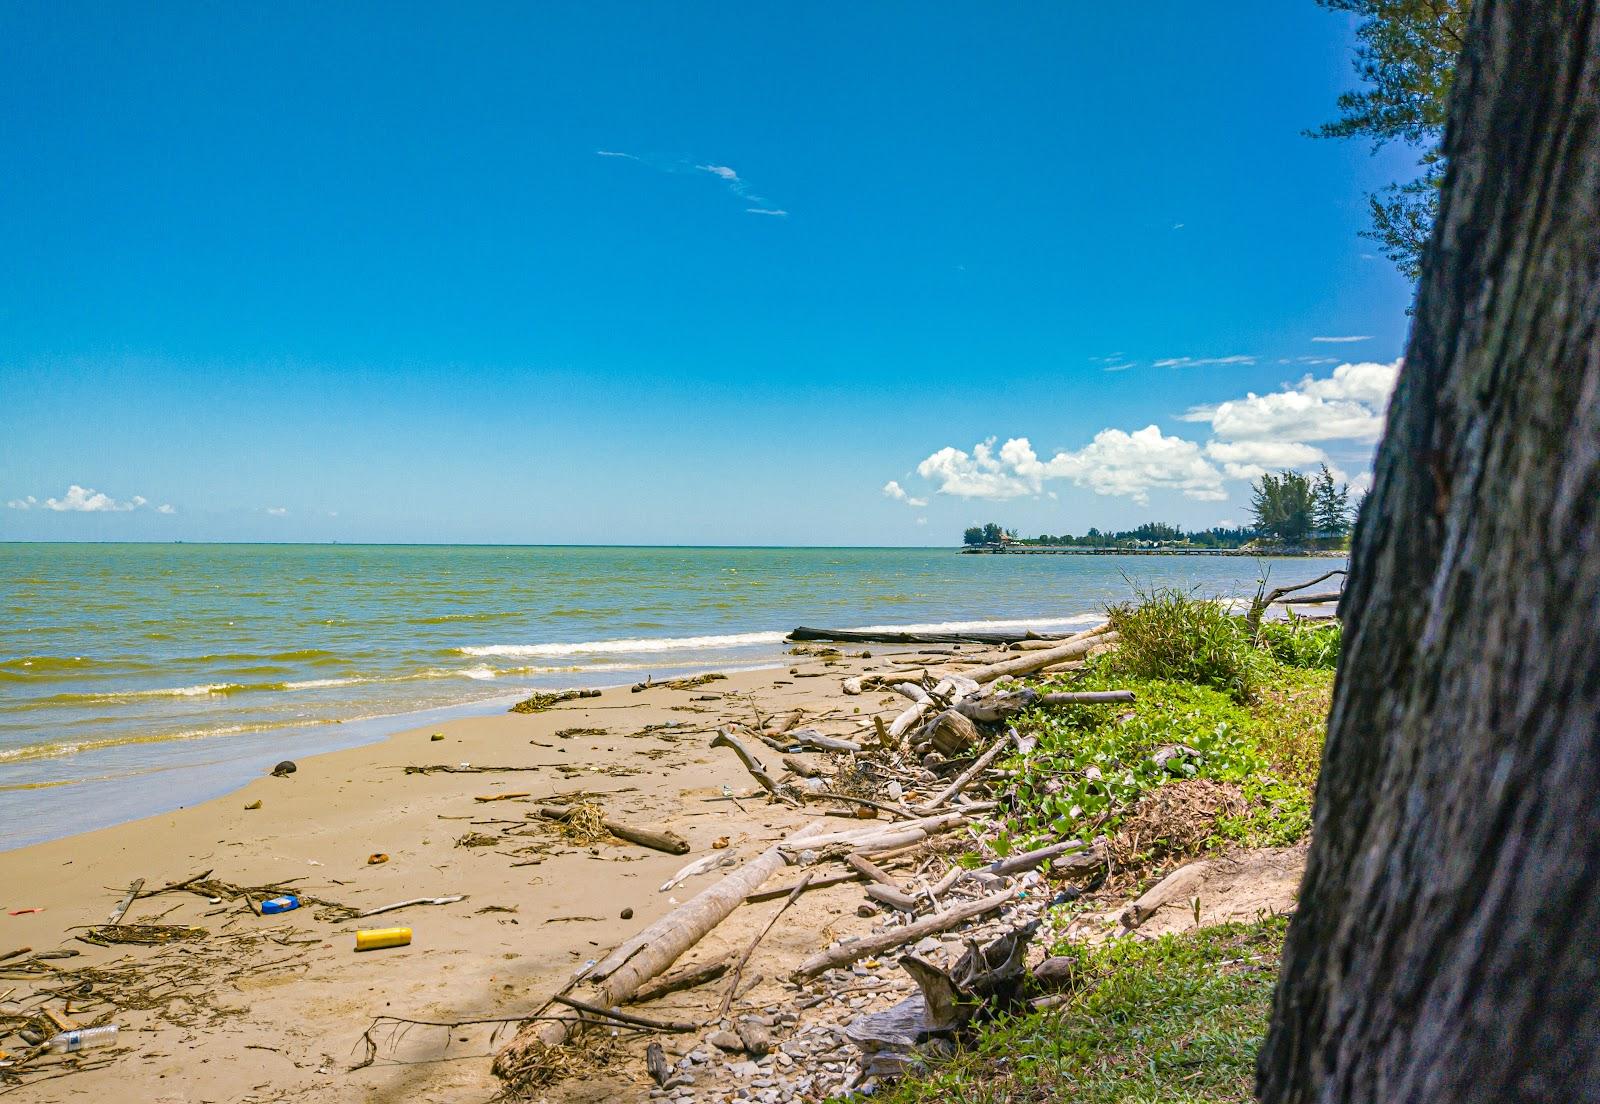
0, 648, 929, 1101
0, 662, 788, 853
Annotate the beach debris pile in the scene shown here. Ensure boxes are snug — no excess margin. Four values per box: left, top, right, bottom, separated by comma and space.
470, 620, 1146, 1101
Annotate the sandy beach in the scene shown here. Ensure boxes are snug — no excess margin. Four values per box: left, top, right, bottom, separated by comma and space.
0, 648, 958, 1102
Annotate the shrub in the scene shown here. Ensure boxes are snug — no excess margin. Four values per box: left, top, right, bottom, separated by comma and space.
1257, 617, 1342, 669
1105, 586, 1265, 702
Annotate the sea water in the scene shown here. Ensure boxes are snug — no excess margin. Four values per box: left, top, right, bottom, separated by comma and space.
0, 543, 1338, 846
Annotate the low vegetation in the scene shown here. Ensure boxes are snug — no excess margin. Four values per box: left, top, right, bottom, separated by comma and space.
874, 918, 1288, 1104
886, 587, 1338, 1102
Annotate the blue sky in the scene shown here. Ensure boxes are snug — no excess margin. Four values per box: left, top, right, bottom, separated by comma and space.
1, 3, 1417, 545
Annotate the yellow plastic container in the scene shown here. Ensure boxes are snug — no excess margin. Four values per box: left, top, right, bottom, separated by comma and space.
354, 926, 412, 951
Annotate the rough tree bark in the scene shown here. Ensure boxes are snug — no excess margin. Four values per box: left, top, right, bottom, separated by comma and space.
1258, 3, 1600, 1102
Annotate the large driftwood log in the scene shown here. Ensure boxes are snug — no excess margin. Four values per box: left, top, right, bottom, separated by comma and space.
1119, 860, 1211, 929
788, 627, 1071, 645
793, 888, 1019, 979
493, 822, 829, 1081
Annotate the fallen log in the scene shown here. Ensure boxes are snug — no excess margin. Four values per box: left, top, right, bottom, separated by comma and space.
1120, 860, 1211, 929
964, 631, 1120, 685
983, 839, 1097, 878
628, 953, 733, 1004
788, 627, 1072, 645
493, 821, 830, 1082
864, 883, 923, 913
745, 870, 862, 903
784, 729, 863, 753
953, 688, 1136, 723
793, 887, 1020, 979
533, 806, 690, 855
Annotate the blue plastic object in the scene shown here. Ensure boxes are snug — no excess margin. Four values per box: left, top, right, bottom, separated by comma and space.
260, 894, 300, 914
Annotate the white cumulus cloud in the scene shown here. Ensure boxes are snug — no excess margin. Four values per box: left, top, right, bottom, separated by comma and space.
889, 359, 1402, 510
1180, 359, 1400, 443
881, 480, 928, 508
917, 429, 1226, 506
6, 495, 38, 510
42, 485, 145, 512
157, 503, 176, 514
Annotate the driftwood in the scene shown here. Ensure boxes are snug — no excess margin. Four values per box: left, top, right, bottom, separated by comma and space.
781, 755, 823, 779
784, 729, 863, 754
953, 688, 1136, 723
1245, 570, 1347, 633
788, 627, 1072, 645
711, 729, 800, 805
646, 1041, 671, 1086
916, 732, 1014, 812
533, 806, 689, 855
983, 840, 1099, 878
793, 888, 1020, 979
494, 821, 830, 1082
745, 870, 863, 903
1120, 860, 1211, 929
509, 688, 601, 714
629, 953, 733, 1004
108, 878, 144, 925
718, 871, 813, 1018
917, 709, 981, 757
355, 895, 468, 918
864, 883, 923, 913
550, 994, 698, 1033
964, 630, 1119, 685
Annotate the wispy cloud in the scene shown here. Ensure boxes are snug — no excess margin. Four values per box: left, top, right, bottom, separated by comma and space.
265, 506, 288, 517
1172, 222, 1185, 230
1152, 355, 1256, 369
1311, 335, 1372, 343
157, 503, 176, 515
5, 495, 37, 510
597, 151, 787, 216
1102, 361, 1136, 373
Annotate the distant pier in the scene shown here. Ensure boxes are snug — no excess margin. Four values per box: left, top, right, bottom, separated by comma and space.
959, 546, 1345, 557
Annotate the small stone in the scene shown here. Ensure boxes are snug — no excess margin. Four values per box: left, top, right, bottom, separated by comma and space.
665, 1074, 695, 1089
775, 1052, 793, 1067
621, 907, 634, 920
707, 1030, 744, 1053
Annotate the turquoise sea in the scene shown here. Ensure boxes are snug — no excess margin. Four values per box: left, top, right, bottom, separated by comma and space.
0, 544, 1339, 847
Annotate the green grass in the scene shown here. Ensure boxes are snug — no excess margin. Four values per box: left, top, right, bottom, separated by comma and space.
994, 663, 1333, 854
1255, 618, 1342, 670
870, 918, 1287, 1104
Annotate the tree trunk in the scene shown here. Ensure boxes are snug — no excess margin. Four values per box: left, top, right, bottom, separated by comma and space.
1258, 4, 1600, 1102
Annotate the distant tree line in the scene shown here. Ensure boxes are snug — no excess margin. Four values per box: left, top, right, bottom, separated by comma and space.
960, 465, 1357, 549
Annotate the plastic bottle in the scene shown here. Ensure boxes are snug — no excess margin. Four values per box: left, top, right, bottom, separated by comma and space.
260, 894, 300, 914
46, 1026, 118, 1053
354, 926, 411, 951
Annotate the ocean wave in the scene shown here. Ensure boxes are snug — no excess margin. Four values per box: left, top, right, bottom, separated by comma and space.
456, 615, 1101, 659
458, 630, 789, 658
0, 719, 310, 765
45, 682, 267, 702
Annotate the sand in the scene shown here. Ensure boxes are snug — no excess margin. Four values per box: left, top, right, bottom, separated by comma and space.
0, 648, 964, 1102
